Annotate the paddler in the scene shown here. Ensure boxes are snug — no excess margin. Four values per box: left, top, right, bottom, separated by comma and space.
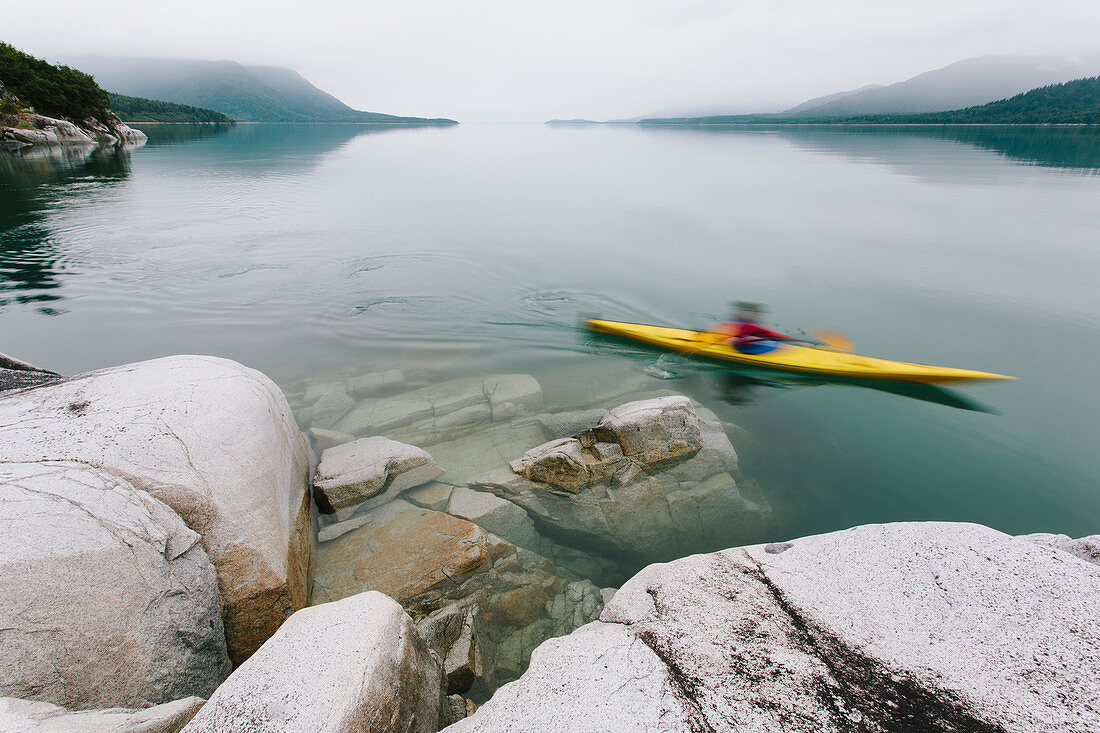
714, 302, 806, 354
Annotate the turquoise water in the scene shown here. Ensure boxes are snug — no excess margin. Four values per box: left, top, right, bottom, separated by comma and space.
2, 122, 1099, 547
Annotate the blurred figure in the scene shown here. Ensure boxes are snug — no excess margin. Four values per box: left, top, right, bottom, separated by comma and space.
713, 302, 802, 354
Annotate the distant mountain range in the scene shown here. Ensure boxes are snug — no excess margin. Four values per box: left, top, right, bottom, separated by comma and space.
781, 54, 1100, 117
555, 54, 1100, 126
852, 76, 1100, 124
638, 75, 1100, 125
65, 56, 456, 125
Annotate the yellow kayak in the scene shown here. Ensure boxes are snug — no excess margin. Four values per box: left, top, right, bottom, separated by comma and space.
585, 318, 1015, 384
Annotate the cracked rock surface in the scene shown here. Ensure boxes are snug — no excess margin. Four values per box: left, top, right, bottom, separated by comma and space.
446, 522, 1100, 732
0, 355, 313, 665
0, 462, 230, 709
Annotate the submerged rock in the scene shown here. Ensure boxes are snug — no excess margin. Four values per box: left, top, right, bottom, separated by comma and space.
405, 483, 621, 586
0, 462, 230, 709
472, 396, 767, 561
0, 696, 205, 733
308, 426, 355, 452
181, 592, 444, 733
447, 522, 1100, 732
348, 368, 406, 398
334, 374, 542, 444
0, 355, 313, 665
313, 499, 606, 693
313, 436, 443, 521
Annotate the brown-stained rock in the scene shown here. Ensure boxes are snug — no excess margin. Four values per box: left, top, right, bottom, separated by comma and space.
0, 356, 314, 666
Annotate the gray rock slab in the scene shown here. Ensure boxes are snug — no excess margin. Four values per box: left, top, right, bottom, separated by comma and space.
451, 522, 1100, 732
317, 513, 373, 544
1020, 532, 1100, 567
335, 374, 541, 438
403, 481, 456, 512
310, 388, 355, 430
308, 427, 355, 453
0, 696, 205, 733
0, 462, 230, 709
0, 355, 313, 666
348, 368, 405, 398
181, 592, 444, 733
314, 436, 443, 521
445, 486, 542, 551
426, 418, 548, 486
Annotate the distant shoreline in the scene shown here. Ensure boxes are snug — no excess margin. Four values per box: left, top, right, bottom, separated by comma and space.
548, 120, 1096, 127
124, 120, 459, 126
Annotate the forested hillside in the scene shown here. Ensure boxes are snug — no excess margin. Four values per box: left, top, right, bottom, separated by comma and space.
0, 42, 109, 121
108, 93, 233, 123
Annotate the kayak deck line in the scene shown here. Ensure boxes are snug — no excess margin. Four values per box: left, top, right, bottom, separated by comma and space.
584, 318, 1015, 384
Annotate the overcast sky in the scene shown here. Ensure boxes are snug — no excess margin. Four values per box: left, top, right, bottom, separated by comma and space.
6, 0, 1100, 121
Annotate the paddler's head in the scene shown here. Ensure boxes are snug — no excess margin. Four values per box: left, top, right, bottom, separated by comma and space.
732, 301, 765, 323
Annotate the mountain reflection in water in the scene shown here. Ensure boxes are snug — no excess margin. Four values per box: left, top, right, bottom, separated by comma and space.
641, 124, 1100, 175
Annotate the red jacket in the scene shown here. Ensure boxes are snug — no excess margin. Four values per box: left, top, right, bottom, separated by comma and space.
717, 321, 794, 341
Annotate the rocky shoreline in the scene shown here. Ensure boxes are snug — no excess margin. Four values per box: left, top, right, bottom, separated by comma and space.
0, 354, 1096, 732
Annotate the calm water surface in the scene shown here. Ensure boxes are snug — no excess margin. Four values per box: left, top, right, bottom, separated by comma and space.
2, 122, 1099, 551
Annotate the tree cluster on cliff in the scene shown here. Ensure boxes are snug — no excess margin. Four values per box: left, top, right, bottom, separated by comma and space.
0, 42, 109, 122
107, 93, 234, 124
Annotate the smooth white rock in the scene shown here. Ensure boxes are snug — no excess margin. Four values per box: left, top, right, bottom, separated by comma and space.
0, 355, 313, 664
181, 592, 443, 733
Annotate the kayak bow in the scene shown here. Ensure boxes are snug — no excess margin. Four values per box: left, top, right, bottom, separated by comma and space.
584, 318, 1014, 384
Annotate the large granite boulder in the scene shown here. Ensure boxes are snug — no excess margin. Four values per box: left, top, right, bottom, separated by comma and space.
313, 436, 443, 521
313, 500, 606, 693
0, 356, 313, 664
447, 522, 1100, 732
472, 396, 768, 561
0, 696, 204, 733
181, 592, 443, 733
0, 462, 230, 709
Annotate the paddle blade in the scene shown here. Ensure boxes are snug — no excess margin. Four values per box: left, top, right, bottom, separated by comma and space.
810, 330, 855, 352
